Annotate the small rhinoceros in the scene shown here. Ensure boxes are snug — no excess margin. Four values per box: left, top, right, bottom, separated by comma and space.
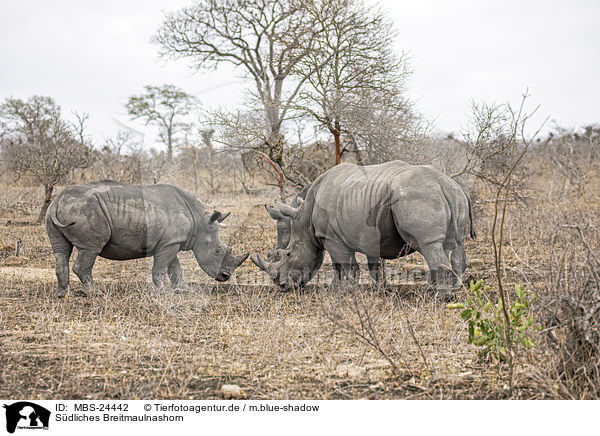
252, 161, 475, 299
45, 180, 248, 297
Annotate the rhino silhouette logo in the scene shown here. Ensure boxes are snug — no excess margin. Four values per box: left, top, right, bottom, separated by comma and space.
3, 402, 50, 433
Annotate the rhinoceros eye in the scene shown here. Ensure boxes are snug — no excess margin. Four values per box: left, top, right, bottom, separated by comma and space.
286, 251, 291, 257
215, 248, 223, 255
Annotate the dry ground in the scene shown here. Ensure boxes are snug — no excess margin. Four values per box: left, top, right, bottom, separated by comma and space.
0, 184, 554, 399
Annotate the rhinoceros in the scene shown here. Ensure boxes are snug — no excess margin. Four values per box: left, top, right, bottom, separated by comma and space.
265, 182, 389, 283
251, 161, 475, 299
45, 180, 248, 297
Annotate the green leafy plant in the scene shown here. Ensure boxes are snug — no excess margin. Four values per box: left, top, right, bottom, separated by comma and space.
448, 279, 539, 361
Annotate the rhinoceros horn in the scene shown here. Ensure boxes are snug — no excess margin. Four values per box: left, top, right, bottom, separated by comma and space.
235, 253, 250, 267
251, 253, 274, 274
275, 200, 299, 219
265, 205, 285, 221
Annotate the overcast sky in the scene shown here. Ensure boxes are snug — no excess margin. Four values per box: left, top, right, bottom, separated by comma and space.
1, 0, 598, 146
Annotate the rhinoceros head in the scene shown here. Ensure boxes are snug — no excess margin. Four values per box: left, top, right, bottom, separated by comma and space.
264, 204, 293, 262
193, 210, 248, 281
252, 199, 323, 290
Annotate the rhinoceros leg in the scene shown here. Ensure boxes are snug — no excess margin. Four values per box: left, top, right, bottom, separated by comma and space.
326, 243, 360, 287
390, 203, 454, 299
332, 259, 359, 286
152, 244, 180, 291
449, 245, 467, 289
47, 226, 73, 297
55, 249, 74, 296
54, 250, 73, 297
367, 256, 387, 287
419, 241, 454, 300
72, 249, 98, 295
168, 256, 189, 291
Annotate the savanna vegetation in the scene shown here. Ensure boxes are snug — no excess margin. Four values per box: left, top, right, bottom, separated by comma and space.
1, 0, 598, 400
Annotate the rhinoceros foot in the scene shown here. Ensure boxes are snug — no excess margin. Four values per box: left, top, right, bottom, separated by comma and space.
75, 286, 92, 297
53, 287, 69, 298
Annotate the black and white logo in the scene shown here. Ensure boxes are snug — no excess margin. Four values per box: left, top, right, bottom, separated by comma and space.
3, 402, 50, 434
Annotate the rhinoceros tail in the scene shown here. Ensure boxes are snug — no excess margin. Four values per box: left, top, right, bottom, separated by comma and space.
47, 201, 75, 228
466, 191, 476, 240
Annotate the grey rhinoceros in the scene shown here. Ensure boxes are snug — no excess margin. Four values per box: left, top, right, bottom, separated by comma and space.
265, 182, 389, 283
251, 160, 475, 299
45, 180, 248, 297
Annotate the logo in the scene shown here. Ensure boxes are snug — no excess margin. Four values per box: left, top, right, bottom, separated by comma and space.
3, 402, 50, 434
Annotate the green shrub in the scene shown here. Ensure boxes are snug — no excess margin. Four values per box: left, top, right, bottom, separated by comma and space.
448, 280, 540, 361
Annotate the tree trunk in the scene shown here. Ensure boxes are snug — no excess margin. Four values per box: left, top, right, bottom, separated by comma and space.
37, 184, 54, 224
266, 131, 284, 167
333, 124, 342, 165
278, 174, 285, 200
201, 129, 215, 154
167, 135, 173, 164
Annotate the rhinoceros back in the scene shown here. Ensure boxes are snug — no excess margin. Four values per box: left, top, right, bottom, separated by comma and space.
47, 181, 199, 260
308, 161, 468, 258
308, 162, 412, 258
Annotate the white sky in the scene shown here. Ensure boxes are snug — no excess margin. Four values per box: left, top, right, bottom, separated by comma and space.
1, 0, 598, 146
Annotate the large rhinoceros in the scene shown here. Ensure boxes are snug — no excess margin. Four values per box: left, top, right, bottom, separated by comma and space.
251, 161, 475, 299
265, 182, 389, 283
46, 180, 248, 297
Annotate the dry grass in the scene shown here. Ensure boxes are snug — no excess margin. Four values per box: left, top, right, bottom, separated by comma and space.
0, 180, 581, 400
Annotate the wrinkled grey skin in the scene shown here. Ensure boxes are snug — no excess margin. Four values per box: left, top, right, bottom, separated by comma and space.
265, 183, 389, 285
46, 180, 248, 297
252, 161, 475, 299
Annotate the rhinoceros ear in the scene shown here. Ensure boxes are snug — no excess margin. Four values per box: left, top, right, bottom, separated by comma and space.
265, 205, 285, 221
275, 200, 299, 219
210, 210, 231, 224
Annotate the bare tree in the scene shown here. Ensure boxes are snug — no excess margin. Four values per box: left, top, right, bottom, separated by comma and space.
118, 138, 177, 185
487, 92, 546, 395
153, 0, 322, 167
342, 88, 428, 165
94, 130, 143, 183
296, 0, 413, 165
545, 221, 600, 399
70, 111, 91, 145
0, 96, 94, 222
125, 84, 197, 163
178, 127, 226, 195
544, 125, 600, 198
449, 100, 538, 197
211, 106, 321, 195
